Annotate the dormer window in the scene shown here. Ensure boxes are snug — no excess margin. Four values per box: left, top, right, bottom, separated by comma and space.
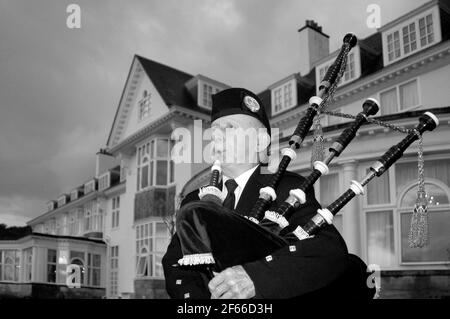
316, 48, 360, 91
98, 172, 111, 191
138, 90, 151, 121
199, 82, 220, 109
271, 78, 297, 116
57, 195, 69, 208
47, 201, 57, 211
84, 179, 97, 194
382, 5, 441, 66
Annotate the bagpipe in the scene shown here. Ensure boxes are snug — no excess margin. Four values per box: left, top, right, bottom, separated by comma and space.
173, 33, 440, 298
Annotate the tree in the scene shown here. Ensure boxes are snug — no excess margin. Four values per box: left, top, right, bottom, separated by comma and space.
0, 224, 32, 240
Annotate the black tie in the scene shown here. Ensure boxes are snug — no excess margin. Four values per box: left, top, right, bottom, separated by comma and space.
222, 179, 238, 210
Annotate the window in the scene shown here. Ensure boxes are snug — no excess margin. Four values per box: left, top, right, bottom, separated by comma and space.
367, 168, 390, 205
120, 161, 127, 182
317, 51, 358, 91
274, 87, 282, 113
366, 210, 395, 266
379, 88, 398, 115
403, 23, 417, 55
399, 183, 449, 263
88, 253, 101, 287
84, 210, 92, 232
200, 83, 220, 109
112, 196, 120, 229
58, 195, 68, 207
24, 248, 32, 282
84, 201, 102, 233
0, 250, 19, 282
383, 11, 438, 65
47, 249, 57, 283
272, 80, 296, 115
379, 79, 419, 115
110, 246, 119, 297
70, 251, 85, 285
135, 221, 170, 278
69, 209, 82, 235
137, 138, 175, 191
364, 158, 450, 268
419, 14, 434, 47
138, 90, 151, 121
396, 159, 450, 264
71, 189, 81, 201
283, 82, 293, 109
387, 31, 401, 62
84, 180, 97, 194
399, 80, 419, 110
47, 201, 56, 211
99, 173, 110, 191
343, 53, 355, 81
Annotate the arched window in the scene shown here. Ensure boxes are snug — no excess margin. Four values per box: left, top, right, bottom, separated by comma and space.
70, 257, 85, 285
398, 180, 450, 264
3, 251, 19, 281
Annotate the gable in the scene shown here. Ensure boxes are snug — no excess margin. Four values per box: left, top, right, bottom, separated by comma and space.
122, 69, 170, 139
107, 57, 170, 149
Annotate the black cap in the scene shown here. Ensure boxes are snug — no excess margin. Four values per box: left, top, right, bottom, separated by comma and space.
211, 88, 271, 136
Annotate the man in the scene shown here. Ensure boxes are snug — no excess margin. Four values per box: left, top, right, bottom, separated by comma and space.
162, 88, 367, 299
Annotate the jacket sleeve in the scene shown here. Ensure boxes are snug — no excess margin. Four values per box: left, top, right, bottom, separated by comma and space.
162, 231, 211, 299
162, 193, 211, 299
242, 186, 349, 299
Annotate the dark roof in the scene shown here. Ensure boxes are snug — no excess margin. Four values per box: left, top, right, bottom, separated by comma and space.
0, 232, 106, 244
136, 55, 210, 116
258, 69, 315, 118
29, 232, 106, 244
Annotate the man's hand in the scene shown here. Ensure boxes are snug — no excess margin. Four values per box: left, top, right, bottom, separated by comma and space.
208, 265, 255, 299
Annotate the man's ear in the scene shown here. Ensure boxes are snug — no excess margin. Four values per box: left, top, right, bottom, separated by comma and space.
257, 129, 271, 164
257, 130, 271, 152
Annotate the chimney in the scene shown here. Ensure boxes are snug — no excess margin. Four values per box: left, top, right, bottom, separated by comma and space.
298, 20, 330, 76
95, 148, 116, 177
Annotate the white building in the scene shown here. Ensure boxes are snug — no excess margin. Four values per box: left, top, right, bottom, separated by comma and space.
1, 0, 449, 298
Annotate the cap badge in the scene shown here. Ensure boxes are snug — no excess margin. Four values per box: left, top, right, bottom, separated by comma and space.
243, 95, 260, 113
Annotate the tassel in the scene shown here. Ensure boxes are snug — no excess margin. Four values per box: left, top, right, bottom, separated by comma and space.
311, 114, 324, 169
178, 253, 215, 266
409, 132, 429, 248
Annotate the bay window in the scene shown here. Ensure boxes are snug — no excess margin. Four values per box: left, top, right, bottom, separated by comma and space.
137, 137, 175, 191
135, 221, 170, 278
364, 157, 450, 268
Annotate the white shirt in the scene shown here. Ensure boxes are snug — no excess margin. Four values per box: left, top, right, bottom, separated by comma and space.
222, 165, 259, 209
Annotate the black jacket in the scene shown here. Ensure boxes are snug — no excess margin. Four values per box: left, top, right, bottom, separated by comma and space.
162, 166, 352, 299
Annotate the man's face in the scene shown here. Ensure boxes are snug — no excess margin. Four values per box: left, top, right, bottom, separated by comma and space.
211, 114, 269, 166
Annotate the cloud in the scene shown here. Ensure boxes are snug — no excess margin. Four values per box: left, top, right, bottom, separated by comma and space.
0, 196, 43, 226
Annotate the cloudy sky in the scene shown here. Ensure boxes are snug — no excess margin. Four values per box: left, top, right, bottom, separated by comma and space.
0, 0, 429, 226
